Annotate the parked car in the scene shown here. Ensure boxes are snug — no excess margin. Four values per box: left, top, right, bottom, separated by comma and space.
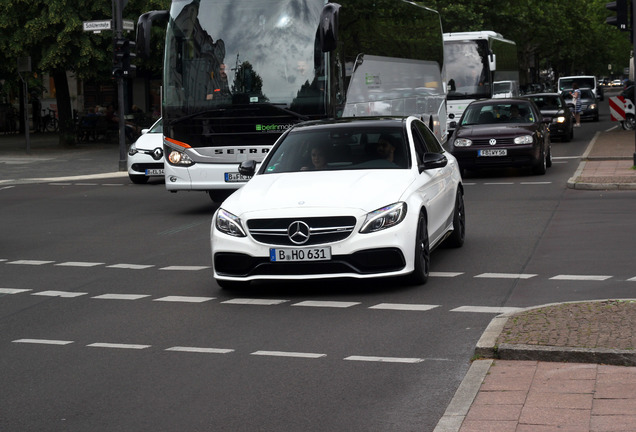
211, 116, 465, 289
561, 89, 599, 121
447, 98, 552, 175
127, 118, 164, 184
619, 86, 635, 130
524, 93, 574, 142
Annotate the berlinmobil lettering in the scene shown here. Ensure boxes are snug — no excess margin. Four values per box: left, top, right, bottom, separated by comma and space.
255, 124, 294, 132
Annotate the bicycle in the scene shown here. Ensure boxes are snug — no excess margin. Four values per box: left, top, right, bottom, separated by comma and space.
40, 107, 59, 132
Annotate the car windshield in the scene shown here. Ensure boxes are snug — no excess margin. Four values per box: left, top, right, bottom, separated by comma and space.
527, 96, 562, 110
259, 125, 410, 174
148, 118, 163, 133
460, 103, 536, 125
562, 89, 594, 100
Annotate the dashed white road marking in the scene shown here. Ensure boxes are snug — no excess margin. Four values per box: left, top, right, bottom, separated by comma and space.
56, 261, 104, 267
13, 339, 73, 345
0, 288, 31, 294
160, 265, 210, 271
166, 346, 234, 354
344, 356, 425, 364
107, 263, 155, 270
8, 260, 55, 265
550, 275, 612, 281
32, 290, 87, 298
450, 306, 523, 314
484, 182, 514, 185
369, 303, 439, 311
292, 300, 360, 308
520, 182, 551, 185
154, 296, 215, 303
251, 350, 326, 359
92, 294, 151, 300
87, 342, 151, 350
628, 277, 636, 282
430, 271, 464, 277
475, 273, 537, 279
222, 298, 288, 305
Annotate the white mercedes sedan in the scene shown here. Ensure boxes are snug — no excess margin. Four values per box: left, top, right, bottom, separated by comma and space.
211, 116, 465, 289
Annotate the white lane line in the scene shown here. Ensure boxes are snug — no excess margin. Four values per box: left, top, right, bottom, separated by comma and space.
87, 343, 151, 350
552, 156, 580, 160
154, 296, 215, 303
484, 182, 514, 185
627, 277, 636, 282
56, 262, 104, 267
369, 303, 439, 311
222, 298, 288, 305
32, 290, 87, 298
550, 275, 612, 281
344, 356, 425, 364
251, 350, 326, 359
92, 294, 151, 300
0, 288, 31, 294
475, 273, 537, 279
430, 271, 464, 277
292, 300, 360, 308
166, 346, 234, 354
13, 339, 73, 345
520, 182, 551, 185
7, 260, 55, 265
450, 306, 523, 314
159, 266, 210, 271
107, 263, 155, 270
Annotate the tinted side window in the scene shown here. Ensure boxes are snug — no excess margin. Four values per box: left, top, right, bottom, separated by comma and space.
414, 120, 443, 153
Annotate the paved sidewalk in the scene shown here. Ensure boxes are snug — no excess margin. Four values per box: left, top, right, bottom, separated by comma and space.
435, 300, 636, 432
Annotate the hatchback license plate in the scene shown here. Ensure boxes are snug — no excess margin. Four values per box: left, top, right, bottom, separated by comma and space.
270, 247, 332, 262
479, 149, 507, 156
225, 172, 252, 182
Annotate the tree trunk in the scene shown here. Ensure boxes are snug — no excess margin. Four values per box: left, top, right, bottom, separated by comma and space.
52, 69, 76, 146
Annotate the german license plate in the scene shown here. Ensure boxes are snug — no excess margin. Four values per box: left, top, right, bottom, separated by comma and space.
269, 247, 332, 262
225, 172, 252, 182
478, 149, 507, 156
145, 168, 164, 175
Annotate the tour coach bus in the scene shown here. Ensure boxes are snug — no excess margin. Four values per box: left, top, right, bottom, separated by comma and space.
137, 0, 446, 201
443, 31, 519, 133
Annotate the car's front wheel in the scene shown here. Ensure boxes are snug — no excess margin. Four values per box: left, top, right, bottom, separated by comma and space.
622, 114, 635, 130
532, 147, 547, 175
406, 212, 430, 285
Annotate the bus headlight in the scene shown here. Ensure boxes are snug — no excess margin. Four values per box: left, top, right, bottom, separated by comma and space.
167, 149, 194, 166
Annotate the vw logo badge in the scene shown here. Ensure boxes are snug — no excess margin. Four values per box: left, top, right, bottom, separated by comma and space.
288, 221, 310, 245
489, 139, 497, 146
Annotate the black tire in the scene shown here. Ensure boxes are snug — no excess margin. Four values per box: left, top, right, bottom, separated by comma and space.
563, 124, 573, 142
406, 212, 430, 285
532, 147, 547, 175
444, 190, 465, 248
129, 174, 149, 184
209, 190, 233, 203
623, 115, 635, 131
46, 118, 58, 132
546, 146, 552, 168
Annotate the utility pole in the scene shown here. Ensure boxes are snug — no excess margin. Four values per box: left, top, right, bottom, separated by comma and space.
113, 0, 127, 171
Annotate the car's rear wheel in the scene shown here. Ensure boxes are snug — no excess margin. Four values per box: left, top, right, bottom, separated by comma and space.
129, 174, 149, 184
406, 212, 429, 285
444, 190, 465, 248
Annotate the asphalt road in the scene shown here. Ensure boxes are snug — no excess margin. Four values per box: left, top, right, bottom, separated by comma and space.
2, 90, 636, 431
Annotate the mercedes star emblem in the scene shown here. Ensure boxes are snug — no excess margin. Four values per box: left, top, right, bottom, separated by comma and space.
287, 221, 310, 245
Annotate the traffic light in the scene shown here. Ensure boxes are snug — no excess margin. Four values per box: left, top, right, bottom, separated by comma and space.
112, 37, 136, 78
606, 0, 629, 31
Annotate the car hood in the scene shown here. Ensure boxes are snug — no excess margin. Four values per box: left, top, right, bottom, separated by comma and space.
134, 132, 163, 151
223, 170, 416, 217
456, 124, 537, 138
539, 109, 566, 119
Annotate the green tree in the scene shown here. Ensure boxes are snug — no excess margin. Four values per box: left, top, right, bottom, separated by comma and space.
0, 0, 168, 145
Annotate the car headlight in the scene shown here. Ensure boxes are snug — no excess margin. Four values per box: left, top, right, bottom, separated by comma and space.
128, 144, 138, 156
589, 103, 597, 110
453, 138, 472, 147
514, 135, 533, 144
215, 209, 247, 237
360, 202, 407, 234
553, 116, 566, 124
167, 148, 194, 166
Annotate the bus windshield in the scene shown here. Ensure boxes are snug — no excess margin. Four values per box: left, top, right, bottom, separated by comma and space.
164, 0, 326, 120
444, 39, 491, 100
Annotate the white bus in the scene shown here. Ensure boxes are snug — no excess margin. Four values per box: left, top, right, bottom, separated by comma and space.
137, 0, 447, 201
443, 31, 519, 133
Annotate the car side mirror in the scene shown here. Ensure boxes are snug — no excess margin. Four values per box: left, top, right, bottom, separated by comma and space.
419, 153, 448, 172
238, 160, 257, 177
